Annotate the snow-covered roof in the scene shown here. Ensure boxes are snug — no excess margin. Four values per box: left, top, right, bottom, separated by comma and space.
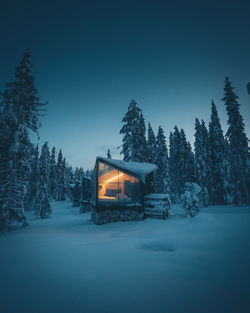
96, 157, 157, 183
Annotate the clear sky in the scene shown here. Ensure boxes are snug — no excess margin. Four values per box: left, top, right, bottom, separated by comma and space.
0, 0, 249, 170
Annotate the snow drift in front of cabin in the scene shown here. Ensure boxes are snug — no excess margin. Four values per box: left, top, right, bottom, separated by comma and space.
0, 201, 250, 313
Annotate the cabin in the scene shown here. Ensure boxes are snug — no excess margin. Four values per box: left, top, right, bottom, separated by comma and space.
91, 156, 158, 224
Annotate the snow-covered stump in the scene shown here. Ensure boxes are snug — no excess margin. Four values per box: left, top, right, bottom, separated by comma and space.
144, 194, 171, 219
91, 208, 144, 225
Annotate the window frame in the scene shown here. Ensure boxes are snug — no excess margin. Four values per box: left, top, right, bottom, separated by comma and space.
96, 160, 143, 208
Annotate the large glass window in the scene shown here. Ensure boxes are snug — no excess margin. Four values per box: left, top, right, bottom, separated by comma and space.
98, 162, 141, 206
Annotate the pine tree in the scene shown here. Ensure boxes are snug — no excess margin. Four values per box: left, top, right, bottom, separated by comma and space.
61, 158, 67, 200
120, 100, 147, 162
169, 126, 195, 201
0, 49, 46, 231
0, 109, 15, 231
194, 119, 211, 205
0, 109, 27, 230
65, 164, 74, 199
74, 167, 84, 181
154, 126, 170, 194
49, 147, 57, 200
34, 142, 51, 218
147, 123, 157, 163
56, 150, 67, 201
179, 128, 195, 190
209, 100, 233, 204
24, 144, 39, 210
1, 49, 46, 132
131, 109, 147, 162
169, 127, 181, 201
56, 149, 63, 201
222, 77, 250, 204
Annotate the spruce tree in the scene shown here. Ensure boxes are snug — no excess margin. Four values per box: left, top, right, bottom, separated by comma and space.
222, 77, 249, 204
49, 147, 57, 200
0, 49, 46, 231
56, 150, 67, 201
194, 119, 211, 205
120, 100, 147, 162
74, 167, 84, 181
25, 144, 39, 210
61, 158, 67, 200
65, 164, 74, 199
1, 49, 46, 132
169, 127, 181, 201
154, 126, 170, 194
169, 126, 195, 201
131, 109, 147, 162
34, 142, 51, 218
209, 101, 232, 204
56, 149, 63, 200
147, 123, 157, 163
179, 128, 195, 189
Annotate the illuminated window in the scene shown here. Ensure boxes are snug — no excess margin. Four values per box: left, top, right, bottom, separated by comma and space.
97, 162, 140, 206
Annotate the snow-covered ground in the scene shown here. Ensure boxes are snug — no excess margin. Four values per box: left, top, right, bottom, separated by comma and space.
1, 201, 250, 313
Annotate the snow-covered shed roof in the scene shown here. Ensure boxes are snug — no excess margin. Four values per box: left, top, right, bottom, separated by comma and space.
96, 157, 157, 183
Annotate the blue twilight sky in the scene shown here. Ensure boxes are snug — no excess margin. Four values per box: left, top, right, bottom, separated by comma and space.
0, 0, 249, 170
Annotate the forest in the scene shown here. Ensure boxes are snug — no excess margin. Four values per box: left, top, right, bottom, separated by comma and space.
0, 49, 249, 232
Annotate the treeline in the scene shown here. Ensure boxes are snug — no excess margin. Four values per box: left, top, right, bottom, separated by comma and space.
0, 50, 84, 232
119, 78, 250, 206
25, 144, 77, 218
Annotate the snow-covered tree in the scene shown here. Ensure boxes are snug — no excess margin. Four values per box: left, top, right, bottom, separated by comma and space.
147, 122, 157, 163
179, 129, 195, 186
1, 49, 46, 133
0, 105, 31, 229
49, 146, 57, 200
222, 77, 250, 204
24, 144, 39, 210
194, 118, 211, 205
181, 182, 200, 217
0, 49, 46, 231
120, 100, 147, 162
131, 107, 147, 162
154, 126, 170, 194
0, 110, 27, 230
65, 164, 74, 199
56, 150, 67, 201
169, 126, 195, 201
34, 142, 51, 218
74, 167, 84, 182
209, 100, 233, 204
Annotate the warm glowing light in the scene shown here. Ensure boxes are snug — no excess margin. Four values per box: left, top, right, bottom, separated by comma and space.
105, 173, 123, 183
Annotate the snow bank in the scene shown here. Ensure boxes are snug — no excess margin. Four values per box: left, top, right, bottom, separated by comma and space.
0, 201, 250, 313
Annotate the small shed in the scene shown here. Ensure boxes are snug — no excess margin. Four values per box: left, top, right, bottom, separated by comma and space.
71, 180, 81, 207
91, 156, 157, 224
79, 176, 92, 213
